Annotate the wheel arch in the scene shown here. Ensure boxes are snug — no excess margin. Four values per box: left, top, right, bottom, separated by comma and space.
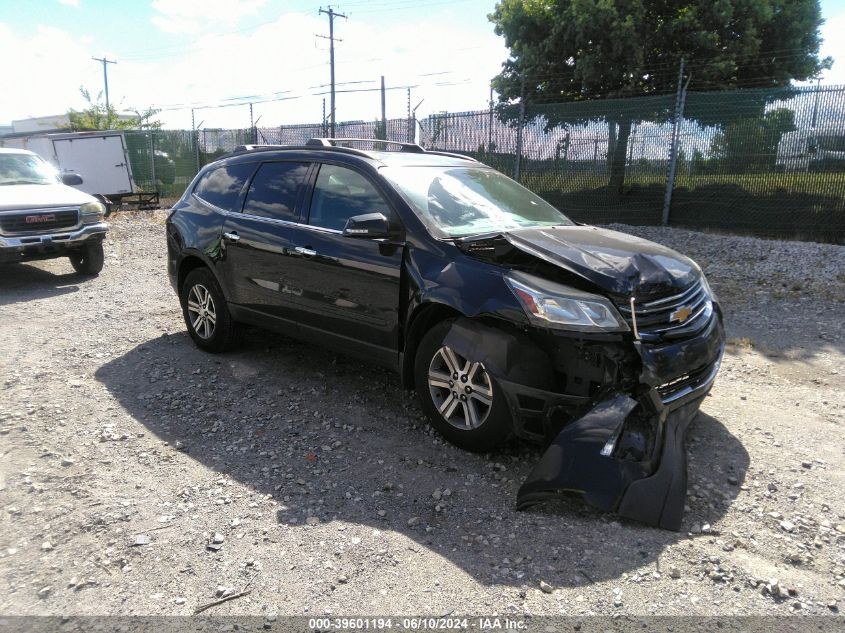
177, 252, 221, 296
401, 302, 462, 390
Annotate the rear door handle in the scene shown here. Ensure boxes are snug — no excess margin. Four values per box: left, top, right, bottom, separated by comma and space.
223, 232, 240, 242
294, 246, 316, 257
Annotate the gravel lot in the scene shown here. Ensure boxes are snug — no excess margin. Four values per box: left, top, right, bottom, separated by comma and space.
1, 214, 844, 617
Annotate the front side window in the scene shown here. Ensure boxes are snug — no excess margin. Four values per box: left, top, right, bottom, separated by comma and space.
308, 164, 388, 231
242, 161, 310, 222
0, 153, 59, 186
382, 166, 572, 237
193, 162, 255, 210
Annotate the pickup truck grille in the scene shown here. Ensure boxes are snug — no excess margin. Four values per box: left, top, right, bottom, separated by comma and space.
615, 278, 712, 341
0, 208, 80, 235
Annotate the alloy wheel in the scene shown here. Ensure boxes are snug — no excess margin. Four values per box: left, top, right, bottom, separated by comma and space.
428, 346, 493, 430
186, 284, 217, 339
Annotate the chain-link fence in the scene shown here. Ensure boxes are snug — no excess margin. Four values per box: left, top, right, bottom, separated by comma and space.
125, 118, 414, 198
420, 84, 845, 243
119, 83, 845, 242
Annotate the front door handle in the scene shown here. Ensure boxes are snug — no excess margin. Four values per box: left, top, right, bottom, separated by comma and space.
223, 232, 240, 242
294, 246, 317, 257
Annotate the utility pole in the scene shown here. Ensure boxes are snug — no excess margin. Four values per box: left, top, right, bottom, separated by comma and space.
191, 108, 199, 173
380, 76, 387, 140
92, 56, 117, 111
488, 84, 494, 154
322, 98, 327, 137
249, 103, 255, 144
406, 87, 412, 143
811, 78, 821, 128
662, 58, 689, 226
514, 75, 526, 182
319, 6, 346, 138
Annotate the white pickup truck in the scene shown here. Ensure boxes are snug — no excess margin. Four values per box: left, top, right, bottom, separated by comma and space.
0, 148, 108, 275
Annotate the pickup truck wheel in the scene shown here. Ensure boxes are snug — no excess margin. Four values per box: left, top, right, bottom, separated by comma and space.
69, 241, 105, 276
180, 268, 236, 353
414, 319, 512, 452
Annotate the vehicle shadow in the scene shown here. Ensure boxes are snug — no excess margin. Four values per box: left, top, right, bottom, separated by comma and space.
95, 328, 749, 588
0, 263, 81, 306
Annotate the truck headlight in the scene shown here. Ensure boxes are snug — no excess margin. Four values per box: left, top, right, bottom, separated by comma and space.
505, 271, 629, 332
80, 201, 106, 224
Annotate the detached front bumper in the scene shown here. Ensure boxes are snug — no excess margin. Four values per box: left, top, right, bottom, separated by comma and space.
0, 222, 108, 264
443, 309, 725, 530
516, 313, 725, 530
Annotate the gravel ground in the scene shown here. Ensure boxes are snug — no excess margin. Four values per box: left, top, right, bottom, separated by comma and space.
1, 213, 844, 617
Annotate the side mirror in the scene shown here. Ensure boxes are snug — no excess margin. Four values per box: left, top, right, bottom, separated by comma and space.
61, 173, 83, 186
342, 212, 391, 239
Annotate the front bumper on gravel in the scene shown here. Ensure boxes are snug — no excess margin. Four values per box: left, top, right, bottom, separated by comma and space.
442, 308, 725, 531
0, 222, 108, 264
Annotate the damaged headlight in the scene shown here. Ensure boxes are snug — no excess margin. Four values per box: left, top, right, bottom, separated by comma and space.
505, 271, 629, 332
80, 201, 106, 224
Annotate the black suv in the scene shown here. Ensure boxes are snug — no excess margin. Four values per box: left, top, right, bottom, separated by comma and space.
166, 139, 725, 530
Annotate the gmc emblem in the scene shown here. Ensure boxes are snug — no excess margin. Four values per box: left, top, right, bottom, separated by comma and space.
25, 214, 55, 224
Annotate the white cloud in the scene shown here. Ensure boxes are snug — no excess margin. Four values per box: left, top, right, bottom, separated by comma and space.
122, 9, 507, 129
0, 8, 508, 130
58, 0, 79, 6
150, 0, 266, 34
0, 22, 99, 123
819, 14, 845, 85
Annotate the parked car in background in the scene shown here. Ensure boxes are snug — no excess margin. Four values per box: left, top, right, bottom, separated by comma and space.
0, 148, 108, 274
165, 139, 724, 530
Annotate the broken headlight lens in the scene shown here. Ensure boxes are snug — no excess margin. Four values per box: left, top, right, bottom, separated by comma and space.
505, 271, 629, 332
80, 201, 106, 224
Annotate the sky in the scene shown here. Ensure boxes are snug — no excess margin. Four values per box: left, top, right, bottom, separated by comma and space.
1, 0, 844, 130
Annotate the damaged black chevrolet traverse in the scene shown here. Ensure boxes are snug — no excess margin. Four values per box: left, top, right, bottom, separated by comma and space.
166, 139, 725, 530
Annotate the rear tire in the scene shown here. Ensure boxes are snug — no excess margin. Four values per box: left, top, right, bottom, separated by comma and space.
69, 241, 105, 276
414, 319, 512, 452
180, 268, 237, 353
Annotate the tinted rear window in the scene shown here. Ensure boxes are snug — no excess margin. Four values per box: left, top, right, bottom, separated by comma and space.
242, 161, 310, 222
193, 163, 255, 210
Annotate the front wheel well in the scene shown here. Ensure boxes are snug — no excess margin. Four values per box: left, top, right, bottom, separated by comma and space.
401, 303, 462, 390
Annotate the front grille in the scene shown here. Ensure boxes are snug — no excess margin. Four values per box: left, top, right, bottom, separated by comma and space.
616, 278, 712, 341
0, 208, 79, 235
657, 356, 722, 404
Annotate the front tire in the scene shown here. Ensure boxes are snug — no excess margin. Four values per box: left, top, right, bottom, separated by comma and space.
414, 319, 512, 452
180, 268, 237, 353
69, 241, 105, 276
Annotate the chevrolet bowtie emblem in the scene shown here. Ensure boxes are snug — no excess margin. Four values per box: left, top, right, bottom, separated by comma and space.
670, 305, 693, 323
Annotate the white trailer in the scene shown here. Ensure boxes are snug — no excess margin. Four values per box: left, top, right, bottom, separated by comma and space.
776, 126, 845, 172
0, 130, 159, 210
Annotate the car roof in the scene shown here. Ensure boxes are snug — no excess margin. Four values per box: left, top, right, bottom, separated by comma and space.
220, 139, 483, 169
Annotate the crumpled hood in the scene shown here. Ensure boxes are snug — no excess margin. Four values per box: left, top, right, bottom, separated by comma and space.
0, 183, 96, 211
503, 225, 699, 298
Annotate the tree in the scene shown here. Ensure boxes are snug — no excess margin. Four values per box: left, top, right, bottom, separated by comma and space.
65, 87, 161, 131
710, 107, 797, 172
489, 0, 830, 193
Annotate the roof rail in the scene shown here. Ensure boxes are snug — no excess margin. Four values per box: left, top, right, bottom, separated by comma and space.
231, 144, 289, 154
306, 137, 426, 153
423, 150, 479, 163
